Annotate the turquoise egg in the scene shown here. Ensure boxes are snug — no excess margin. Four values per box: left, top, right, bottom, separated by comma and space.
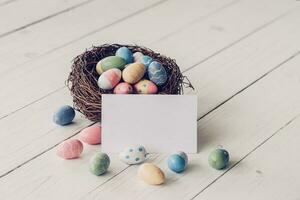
177, 151, 188, 166
53, 105, 75, 126
147, 61, 168, 86
89, 152, 110, 176
140, 55, 153, 68
115, 47, 133, 64
167, 154, 186, 173
208, 149, 230, 170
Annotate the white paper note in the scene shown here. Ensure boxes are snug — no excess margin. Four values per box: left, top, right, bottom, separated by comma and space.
102, 94, 197, 153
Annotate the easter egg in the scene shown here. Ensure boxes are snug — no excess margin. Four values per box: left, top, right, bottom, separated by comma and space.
122, 63, 145, 84
134, 79, 158, 94
89, 152, 110, 176
168, 154, 186, 173
138, 163, 165, 185
96, 56, 126, 75
139, 55, 153, 68
97, 68, 121, 90
148, 61, 168, 86
113, 82, 133, 94
115, 47, 133, 64
53, 105, 75, 126
177, 151, 188, 165
56, 139, 83, 159
133, 52, 143, 62
79, 124, 101, 145
119, 145, 147, 165
208, 149, 230, 170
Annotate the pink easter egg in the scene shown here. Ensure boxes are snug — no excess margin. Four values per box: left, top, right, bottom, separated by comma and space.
56, 139, 83, 159
113, 82, 133, 94
79, 124, 101, 145
97, 68, 121, 90
134, 79, 158, 94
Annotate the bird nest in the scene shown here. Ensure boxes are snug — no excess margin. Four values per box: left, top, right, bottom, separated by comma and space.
67, 44, 193, 122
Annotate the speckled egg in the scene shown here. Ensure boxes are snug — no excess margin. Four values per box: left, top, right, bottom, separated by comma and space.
79, 124, 101, 145
53, 105, 75, 126
208, 149, 230, 170
139, 55, 153, 69
56, 139, 83, 159
168, 154, 187, 173
96, 56, 126, 75
133, 52, 143, 62
115, 47, 133, 64
89, 152, 110, 176
119, 145, 147, 165
134, 79, 158, 94
97, 68, 121, 90
122, 63, 145, 84
113, 82, 133, 94
138, 163, 165, 185
148, 61, 168, 86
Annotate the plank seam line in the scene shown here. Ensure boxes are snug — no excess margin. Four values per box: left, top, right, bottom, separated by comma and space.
196, 50, 300, 121
0, 0, 96, 39
190, 113, 300, 200
0, 0, 17, 6
182, 5, 300, 73
0, 122, 96, 179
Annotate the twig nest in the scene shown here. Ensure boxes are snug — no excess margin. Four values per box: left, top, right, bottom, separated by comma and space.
67, 44, 192, 122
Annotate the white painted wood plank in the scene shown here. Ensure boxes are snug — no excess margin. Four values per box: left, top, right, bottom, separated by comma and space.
81, 42, 300, 200
196, 105, 300, 199
0, 0, 233, 74
1, 8, 300, 199
0, 0, 91, 36
0, 0, 236, 176
0, 0, 297, 120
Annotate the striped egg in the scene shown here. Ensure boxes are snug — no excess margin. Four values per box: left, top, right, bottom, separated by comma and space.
134, 79, 158, 94
96, 56, 126, 75
56, 139, 83, 159
113, 82, 133, 94
148, 61, 168, 86
97, 68, 121, 90
122, 63, 145, 84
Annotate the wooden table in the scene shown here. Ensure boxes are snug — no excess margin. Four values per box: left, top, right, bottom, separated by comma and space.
1, 0, 300, 199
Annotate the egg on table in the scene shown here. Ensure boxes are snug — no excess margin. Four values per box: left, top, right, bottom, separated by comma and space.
134, 79, 158, 94
133, 52, 144, 62
167, 152, 188, 173
115, 47, 133, 64
97, 68, 121, 90
147, 61, 168, 86
53, 105, 75, 126
208, 148, 230, 170
122, 63, 145, 84
89, 152, 110, 176
138, 163, 165, 185
113, 82, 133, 94
119, 145, 147, 165
96, 56, 126, 75
56, 139, 83, 159
79, 124, 101, 145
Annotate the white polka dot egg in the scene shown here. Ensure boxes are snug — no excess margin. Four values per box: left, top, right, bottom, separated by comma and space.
119, 145, 147, 165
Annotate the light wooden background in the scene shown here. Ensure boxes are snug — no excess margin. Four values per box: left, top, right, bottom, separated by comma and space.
1, 0, 300, 199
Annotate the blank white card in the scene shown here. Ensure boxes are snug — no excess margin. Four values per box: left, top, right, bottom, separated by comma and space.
102, 94, 197, 153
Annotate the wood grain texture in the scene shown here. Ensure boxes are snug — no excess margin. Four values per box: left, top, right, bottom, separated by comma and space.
0, 0, 93, 36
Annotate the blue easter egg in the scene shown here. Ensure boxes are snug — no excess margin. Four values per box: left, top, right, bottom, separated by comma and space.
147, 61, 168, 86
53, 105, 75, 126
168, 154, 186, 173
115, 47, 133, 64
140, 55, 153, 68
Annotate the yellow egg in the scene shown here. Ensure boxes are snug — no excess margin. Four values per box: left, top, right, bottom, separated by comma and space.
138, 163, 165, 185
122, 63, 145, 84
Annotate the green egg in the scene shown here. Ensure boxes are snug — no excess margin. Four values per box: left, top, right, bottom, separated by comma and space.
89, 152, 110, 176
96, 56, 126, 75
208, 149, 229, 170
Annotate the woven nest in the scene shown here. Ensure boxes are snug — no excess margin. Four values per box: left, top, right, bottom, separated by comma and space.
67, 44, 193, 122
